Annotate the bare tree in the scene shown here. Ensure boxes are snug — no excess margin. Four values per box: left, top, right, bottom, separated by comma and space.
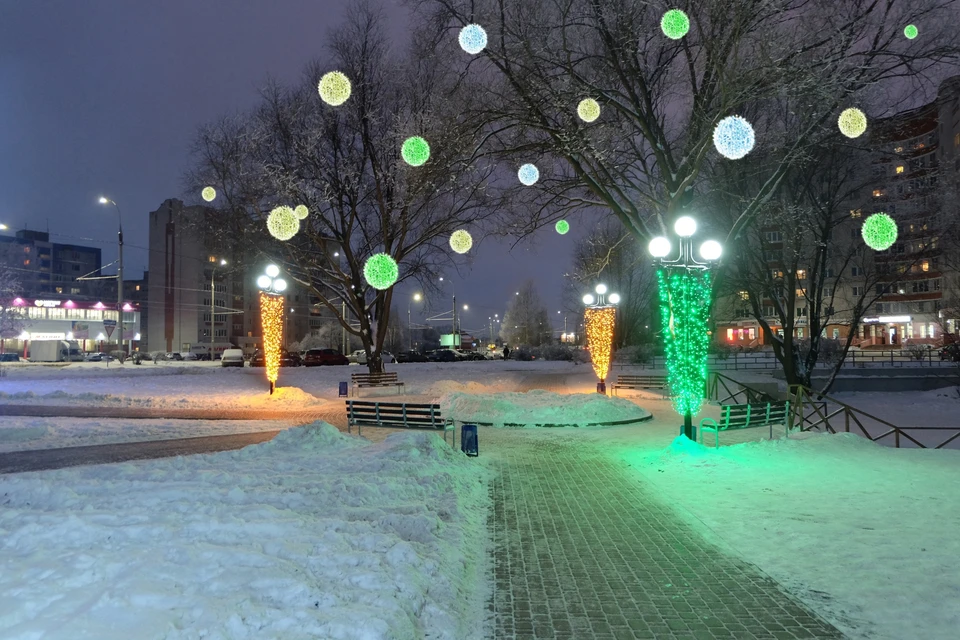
501, 279, 551, 346
188, 4, 501, 372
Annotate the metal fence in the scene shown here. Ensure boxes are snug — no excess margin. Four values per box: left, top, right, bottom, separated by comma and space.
617, 348, 958, 371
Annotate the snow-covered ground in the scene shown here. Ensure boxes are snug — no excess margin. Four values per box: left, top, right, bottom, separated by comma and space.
441, 390, 651, 427
0, 423, 492, 639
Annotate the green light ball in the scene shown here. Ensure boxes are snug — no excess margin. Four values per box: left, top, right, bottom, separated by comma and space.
661, 9, 690, 40
904, 24, 918, 39
266, 206, 300, 241
318, 71, 352, 106
862, 213, 898, 251
577, 98, 601, 123
449, 229, 473, 254
401, 136, 431, 167
294, 205, 309, 220
363, 253, 399, 290
838, 108, 868, 139
555, 220, 570, 235
201, 186, 216, 202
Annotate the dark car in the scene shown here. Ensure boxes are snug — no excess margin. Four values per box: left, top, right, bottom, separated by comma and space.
250, 350, 300, 367
303, 348, 349, 366
940, 343, 960, 361
0, 353, 20, 362
396, 350, 428, 363
426, 349, 458, 363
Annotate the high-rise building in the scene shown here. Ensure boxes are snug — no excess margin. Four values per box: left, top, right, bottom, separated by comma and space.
0, 229, 103, 300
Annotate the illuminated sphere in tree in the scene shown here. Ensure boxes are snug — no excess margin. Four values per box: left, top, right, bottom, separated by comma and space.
458, 24, 488, 54
661, 9, 690, 39
266, 206, 300, 241
713, 115, 755, 160
363, 253, 399, 290
449, 229, 474, 254
555, 220, 570, 235
201, 186, 216, 202
862, 213, 898, 251
904, 24, 918, 39
318, 71, 352, 106
838, 108, 868, 138
577, 98, 601, 123
294, 205, 309, 220
401, 136, 431, 166
518, 163, 540, 186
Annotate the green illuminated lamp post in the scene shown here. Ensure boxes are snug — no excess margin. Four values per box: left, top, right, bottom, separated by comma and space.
648, 216, 723, 440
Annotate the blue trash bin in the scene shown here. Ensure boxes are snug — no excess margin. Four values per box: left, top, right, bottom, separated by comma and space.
461, 424, 478, 457
338, 381, 348, 398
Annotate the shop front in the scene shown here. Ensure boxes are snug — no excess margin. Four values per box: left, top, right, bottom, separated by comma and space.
0, 298, 141, 357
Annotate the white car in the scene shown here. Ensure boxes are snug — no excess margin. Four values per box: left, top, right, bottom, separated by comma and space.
220, 349, 245, 368
349, 350, 396, 364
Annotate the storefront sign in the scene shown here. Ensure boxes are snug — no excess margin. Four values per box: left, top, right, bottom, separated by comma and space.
30, 333, 66, 341
34, 300, 62, 307
863, 315, 912, 324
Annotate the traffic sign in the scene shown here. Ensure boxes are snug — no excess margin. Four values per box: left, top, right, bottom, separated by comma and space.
103, 318, 117, 338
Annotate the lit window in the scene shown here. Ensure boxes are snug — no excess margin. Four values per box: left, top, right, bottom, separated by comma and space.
208, 255, 216, 262
727, 329, 734, 341
738, 291, 749, 300
873, 190, 883, 197
135, 285, 140, 291
894, 146, 903, 153
55, 287, 63, 294
796, 269, 806, 280
23, 259, 30, 266
922, 260, 930, 272
896, 166, 904, 174
850, 209, 862, 218
955, 133, 960, 147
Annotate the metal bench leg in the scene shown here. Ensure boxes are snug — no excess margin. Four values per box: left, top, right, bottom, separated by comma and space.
716, 429, 720, 449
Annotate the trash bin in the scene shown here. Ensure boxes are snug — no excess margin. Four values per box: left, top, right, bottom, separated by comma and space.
461, 424, 478, 457
338, 382, 348, 398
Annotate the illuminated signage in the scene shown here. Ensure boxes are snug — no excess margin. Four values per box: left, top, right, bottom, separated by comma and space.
862, 315, 912, 324
30, 333, 66, 341
34, 300, 62, 307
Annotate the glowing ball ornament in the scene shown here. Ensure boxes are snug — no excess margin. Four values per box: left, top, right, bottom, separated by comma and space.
201, 186, 216, 202
449, 229, 474, 254
458, 24, 488, 54
577, 98, 601, 123
257, 275, 272, 289
401, 136, 431, 166
699, 240, 723, 261
518, 163, 540, 186
674, 216, 697, 237
266, 264, 280, 278
266, 206, 300, 241
713, 115, 755, 159
259, 291, 285, 394
363, 253, 399, 290
661, 9, 690, 39
904, 24, 918, 39
318, 71, 352, 106
648, 236, 671, 258
838, 108, 868, 139
862, 213, 898, 251
294, 205, 309, 220
583, 294, 595, 305
555, 220, 570, 235
584, 306, 616, 383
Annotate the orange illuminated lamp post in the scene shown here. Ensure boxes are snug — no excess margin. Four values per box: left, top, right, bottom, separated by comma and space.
583, 284, 621, 394
257, 265, 288, 394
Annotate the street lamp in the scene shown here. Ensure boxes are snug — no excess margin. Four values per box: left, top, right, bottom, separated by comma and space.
583, 283, 621, 393
409, 293, 423, 350
440, 276, 458, 347
648, 215, 723, 440
209, 258, 227, 356
98, 196, 124, 356
0, 223, 7, 230
257, 265, 287, 394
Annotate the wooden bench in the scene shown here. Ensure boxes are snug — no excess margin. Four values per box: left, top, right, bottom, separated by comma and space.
698, 401, 791, 448
345, 401, 454, 445
612, 374, 669, 397
350, 371, 405, 397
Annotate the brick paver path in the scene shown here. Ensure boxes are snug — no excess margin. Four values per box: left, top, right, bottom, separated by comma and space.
486, 373, 842, 639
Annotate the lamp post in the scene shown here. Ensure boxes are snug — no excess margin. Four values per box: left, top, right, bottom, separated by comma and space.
648, 215, 723, 440
98, 197, 123, 356
409, 293, 422, 350
256, 265, 288, 394
583, 284, 621, 393
440, 277, 458, 347
210, 258, 227, 356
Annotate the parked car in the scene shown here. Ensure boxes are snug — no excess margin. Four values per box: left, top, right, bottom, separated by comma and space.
303, 348, 349, 366
426, 349, 458, 363
179, 352, 199, 361
940, 343, 960, 361
249, 350, 301, 367
0, 353, 20, 362
347, 350, 395, 364
221, 348, 245, 368
396, 350, 428, 363
165, 352, 184, 361
84, 352, 114, 362
453, 349, 485, 361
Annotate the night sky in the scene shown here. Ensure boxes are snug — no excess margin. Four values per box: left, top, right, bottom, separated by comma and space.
0, 0, 584, 336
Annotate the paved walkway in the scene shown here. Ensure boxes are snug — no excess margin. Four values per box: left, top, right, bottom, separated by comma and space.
0, 403, 337, 422
486, 372, 842, 639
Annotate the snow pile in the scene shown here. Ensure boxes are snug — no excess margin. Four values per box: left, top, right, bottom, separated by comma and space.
625, 431, 960, 639
442, 390, 651, 427
0, 423, 492, 639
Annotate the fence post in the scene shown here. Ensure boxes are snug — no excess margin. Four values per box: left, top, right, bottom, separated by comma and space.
891, 350, 894, 366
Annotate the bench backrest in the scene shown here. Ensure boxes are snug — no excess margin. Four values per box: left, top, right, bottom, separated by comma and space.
719, 401, 789, 431
351, 371, 399, 382
616, 375, 667, 383
346, 401, 444, 429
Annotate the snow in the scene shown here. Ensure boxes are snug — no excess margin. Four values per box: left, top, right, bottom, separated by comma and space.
0, 423, 492, 639
441, 390, 651, 427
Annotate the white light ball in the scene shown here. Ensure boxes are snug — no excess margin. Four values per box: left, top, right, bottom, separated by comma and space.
518, 163, 540, 186
201, 186, 216, 202
713, 115, 756, 160
273, 278, 288, 292
595, 283, 608, 295
459, 24, 488, 54
608, 293, 621, 304
700, 240, 723, 261
265, 264, 280, 278
257, 275, 272, 289
674, 216, 697, 237
583, 294, 595, 305
648, 236, 671, 258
